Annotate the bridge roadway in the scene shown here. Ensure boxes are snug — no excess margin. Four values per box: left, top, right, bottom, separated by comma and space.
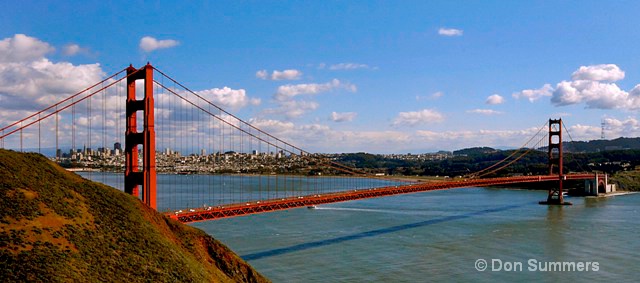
168, 173, 601, 223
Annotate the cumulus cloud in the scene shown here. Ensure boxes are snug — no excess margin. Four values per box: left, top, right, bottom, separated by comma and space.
0, 34, 54, 63
139, 36, 179, 52
256, 69, 302, 80
512, 84, 553, 102
392, 109, 444, 127
571, 64, 624, 82
330, 111, 357, 122
551, 80, 630, 108
467, 109, 502, 115
0, 35, 104, 111
275, 79, 356, 101
438, 28, 463, 36
194, 87, 260, 110
512, 64, 640, 110
329, 63, 370, 70
486, 94, 505, 105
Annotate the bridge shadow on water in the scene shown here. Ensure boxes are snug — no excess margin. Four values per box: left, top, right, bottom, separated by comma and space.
242, 202, 533, 261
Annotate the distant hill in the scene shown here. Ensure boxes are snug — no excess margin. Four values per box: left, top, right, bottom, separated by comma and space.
564, 137, 640, 152
452, 147, 498, 156
448, 138, 640, 155
0, 149, 269, 282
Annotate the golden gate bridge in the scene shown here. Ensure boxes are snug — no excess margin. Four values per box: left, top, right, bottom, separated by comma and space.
0, 64, 607, 223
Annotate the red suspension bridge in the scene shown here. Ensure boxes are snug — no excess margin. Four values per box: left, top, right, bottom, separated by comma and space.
0, 64, 607, 223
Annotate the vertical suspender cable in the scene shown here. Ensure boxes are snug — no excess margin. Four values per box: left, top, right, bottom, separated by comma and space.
38, 114, 41, 154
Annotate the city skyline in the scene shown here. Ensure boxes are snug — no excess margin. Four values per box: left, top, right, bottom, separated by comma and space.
2, 1, 640, 153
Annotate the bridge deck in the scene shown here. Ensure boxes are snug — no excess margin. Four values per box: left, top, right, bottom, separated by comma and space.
168, 174, 600, 223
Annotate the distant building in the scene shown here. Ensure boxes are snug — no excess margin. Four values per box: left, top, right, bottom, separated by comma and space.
114, 142, 122, 151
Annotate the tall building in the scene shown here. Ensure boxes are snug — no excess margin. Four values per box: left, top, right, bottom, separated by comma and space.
114, 142, 122, 151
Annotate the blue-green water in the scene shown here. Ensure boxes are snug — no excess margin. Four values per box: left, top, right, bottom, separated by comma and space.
79, 172, 639, 282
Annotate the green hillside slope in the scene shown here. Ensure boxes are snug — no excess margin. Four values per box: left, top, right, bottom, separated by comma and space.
0, 149, 269, 282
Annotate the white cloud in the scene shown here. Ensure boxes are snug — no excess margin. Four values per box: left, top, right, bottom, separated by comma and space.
275, 79, 356, 101
256, 69, 302, 80
512, 84, 553, 102
537, 64, 640, 110
329, 63, 370, 70
486, 94, 505, 105
571, 64, 624, 82
0, 36, 104, 111
509, 64, 640, 109
273, 69, 302, 80
0, 34, 54, 63
393, 109, 444, 127
256, 69, 268, 79
330, 111, 357, 122
263, 100, 320, 119
63, 44, 80, 56
139, 36, 179, 52
602, 117, 640, 137
194, 87, 260, 110
551, 80, 630, 109
561, 117, 640, 140
438, 28, 463, 37
467, 109, 502, 115
248, 118, 296, 134
62, 44, 89, 56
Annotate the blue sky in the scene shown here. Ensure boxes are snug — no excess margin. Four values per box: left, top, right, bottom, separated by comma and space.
1, 1, 640, 153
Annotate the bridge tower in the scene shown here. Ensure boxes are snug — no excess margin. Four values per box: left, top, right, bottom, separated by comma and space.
124, 63, 157, 209
540, 118, 571, 205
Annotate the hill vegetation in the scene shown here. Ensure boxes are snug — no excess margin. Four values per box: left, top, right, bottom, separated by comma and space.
610, 170, 640, 191
336, 148, 640, 177
0, 149, 269, 282
563, 137, 640, 152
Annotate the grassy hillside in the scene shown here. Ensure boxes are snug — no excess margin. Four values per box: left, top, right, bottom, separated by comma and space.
0, 149, 269, 282
611, 170, 640, 191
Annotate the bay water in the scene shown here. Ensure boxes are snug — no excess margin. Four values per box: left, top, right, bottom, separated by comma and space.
79, 172, 639, 282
